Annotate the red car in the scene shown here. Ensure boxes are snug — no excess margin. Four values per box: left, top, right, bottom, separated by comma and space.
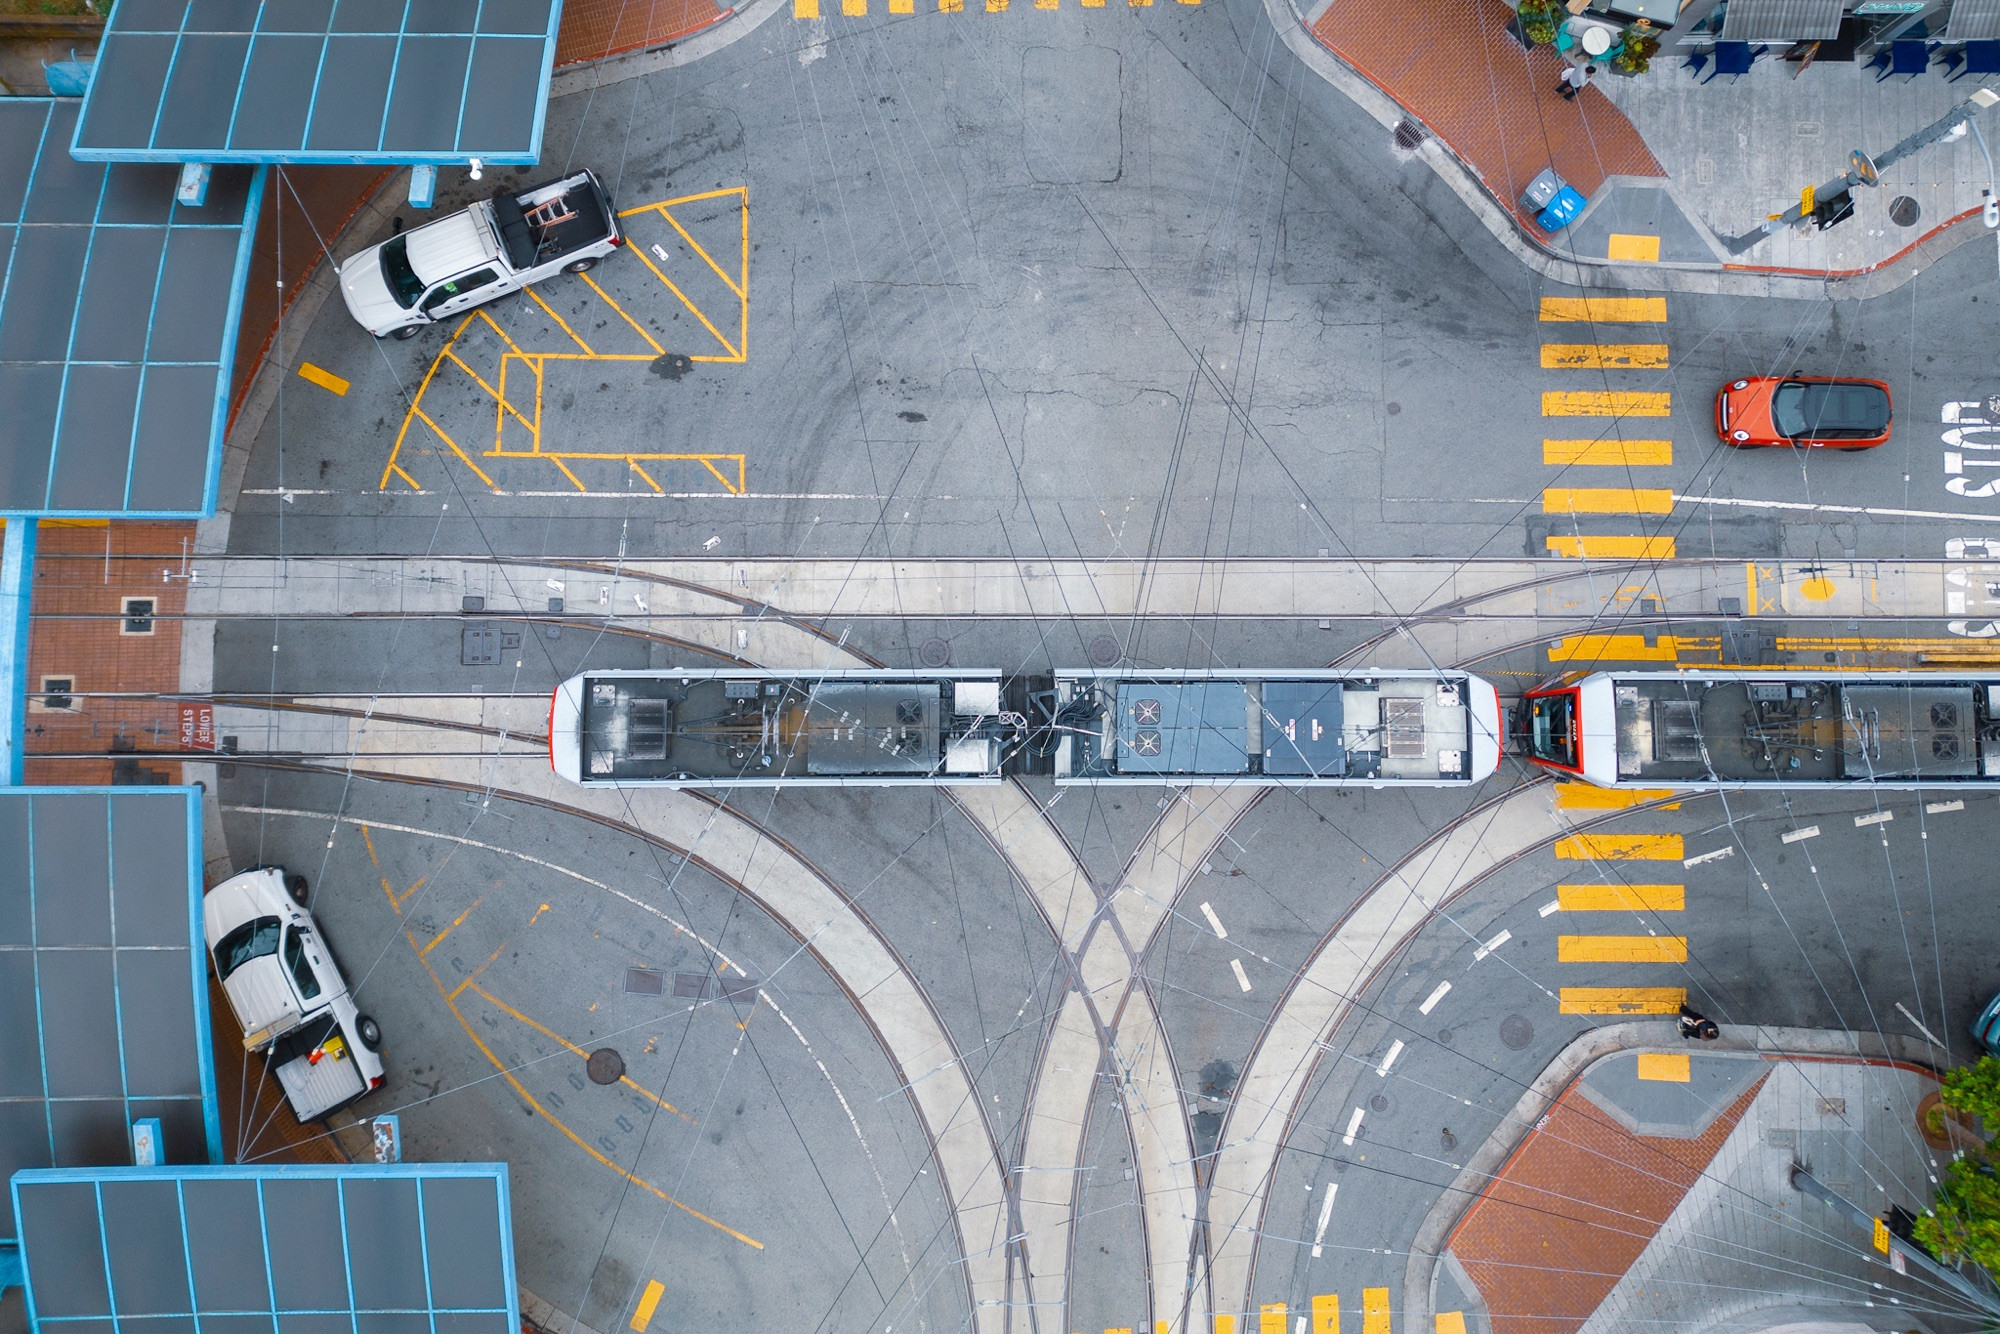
1714, 375, 1892, 449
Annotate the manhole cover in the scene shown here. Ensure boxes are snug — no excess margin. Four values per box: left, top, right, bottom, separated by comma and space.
1394, 118, 1425, 150
919, 637, 951, 667
1369, 1094, 1390, 1113
1500, 1014, 1535, 1050
1087, 634, 1122, 667
586, 1048, 625, 1084
1436, 1028, 1453, 1045
1889, 195, 1920, 227
1440, 1127, 1458, 1151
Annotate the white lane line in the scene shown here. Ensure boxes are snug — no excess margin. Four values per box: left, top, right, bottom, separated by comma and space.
1309, 1183, 1338, 1258
1896, 1001, 1946, 1049
1341, 1108, 1365, 1146
1375, 1039, 1406, 1077
1538, 900, 1561, 917
1200, 901, 1230, 939
1473, 929, 1512, 961
1926, 799, 1965, 813
1418, 981, 1452, 1015
1683, 847, 1734, 867
1675, 494, 2000, 524
1781, 826, 1820, 844
1230, 958, 1253, 992
1855, 811, 1893, 827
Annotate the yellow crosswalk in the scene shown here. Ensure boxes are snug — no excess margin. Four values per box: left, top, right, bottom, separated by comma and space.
1560, 986, 1688, 1014
1539, 296, 1667, 322
1542, 437, 1673, 465
1540, 343, 1670, 370
1543, 487, 1674, 514
1363, 1289, 1391, 1334
1558, 883, 1686, 911
1542, 390, 1672, 417
1554, 785, 1679, 810
1558, 934, 1689, 963
1538, 295, 1673, 558
1555, 832, 1684, 860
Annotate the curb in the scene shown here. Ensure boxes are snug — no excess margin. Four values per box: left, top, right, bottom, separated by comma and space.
1266, 0, 1991, 299
1398, 1022, 1945, 1332
520, 1286, 612, 1334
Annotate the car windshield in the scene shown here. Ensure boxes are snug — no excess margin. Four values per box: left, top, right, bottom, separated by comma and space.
215, 916, 281, 982
1772, 380, 1889, 440
379, 235, 425, 309
1528, 693, 1578, 766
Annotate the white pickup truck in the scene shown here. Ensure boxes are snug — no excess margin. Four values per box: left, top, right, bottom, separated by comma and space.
205, 867, 386, 1123
338, 169, 625, 339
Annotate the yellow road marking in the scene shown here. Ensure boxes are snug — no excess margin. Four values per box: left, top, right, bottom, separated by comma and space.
1556, 832, 1685, 860
1542, 390, 1671, 417
630, 1281, 665, 1332
1215, 1319, 1236, 1334
941, 0, 963, 11
842, 0, 864, 12
1555, 786, 1679, 810
1607, 233, 1661, 263
1558, 883, 1686, 911
1312, 1296, 1338, 1334
1260, 1306, 1287, 1334
1539, 296, 1667, 323
794, 0, 818, 14
580, 272, 666, 355
1544, 535, 1677, 558
1437, 1315, 1468, 1334
1542, 487, 1674, 514
1547, 632, 1681, 662
1558, 934, 1689, 963
1560, 986, 1687, 1014
1637, 1052, 1692, 1082
297, 362, 349, 396
1540, 344, 1669, 370
1542, 437, 1672, 464
420, 896, 485, 956
1363, 1288, 1390, 1334
471, 983, 695, 1123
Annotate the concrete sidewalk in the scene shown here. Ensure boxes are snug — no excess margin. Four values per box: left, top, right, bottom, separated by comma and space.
1290, 0, 2000, 292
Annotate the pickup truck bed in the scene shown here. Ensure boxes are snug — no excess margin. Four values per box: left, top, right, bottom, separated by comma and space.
493, 176, 612, 271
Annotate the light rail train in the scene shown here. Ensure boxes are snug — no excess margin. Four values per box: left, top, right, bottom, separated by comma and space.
1522, 670, 2000, 788
550, 668, 1505, 788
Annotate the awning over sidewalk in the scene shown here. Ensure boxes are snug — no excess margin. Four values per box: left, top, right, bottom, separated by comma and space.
1719, 0, 1845, 40
1946, 0, 2000, 40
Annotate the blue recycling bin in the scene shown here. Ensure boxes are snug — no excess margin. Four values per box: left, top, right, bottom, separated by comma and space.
1537, 185, 1587, 232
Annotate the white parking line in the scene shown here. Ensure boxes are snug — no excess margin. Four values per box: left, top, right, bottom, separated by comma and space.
1683, 847, 1734, 867
1781, 826, 1820, 844
1230, 959, 1253, 992
1376, 1039, 1406, 1077
1855, 811, 1893, 827
1199, 901, 1229, 939
1926, 799, 1965, 814
1309, 1183, 1338, 1258
1473, 929, 1511, 961
1418, 981, 1452, 1015
1341, 1108, 1365, 1146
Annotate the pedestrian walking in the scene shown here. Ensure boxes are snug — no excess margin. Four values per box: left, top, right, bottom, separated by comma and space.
1678, 1003, 1719, 1041
1556, 63, 1592, 100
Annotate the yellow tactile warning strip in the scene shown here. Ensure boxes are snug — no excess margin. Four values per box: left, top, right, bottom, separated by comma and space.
1543, 437, 1672, 465
1539, 295, 1667, 322
1436, 1314, 1468, 1334
1546, 632, 1684, 661
1542, 390, 1672, 417
1607, 233, 1662, 262
1540, 344, 1669, 370
1637, 1052, 1693, 1082
1558, 934, 1689, 963
1543, 487, 1675, 514
382, 188, 750, 496
296, 362, 349, 395
1543, 535, 1676, 558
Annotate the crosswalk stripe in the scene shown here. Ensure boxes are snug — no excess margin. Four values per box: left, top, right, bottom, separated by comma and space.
1558, 934, 1688, 963
1544, 535, 1676, 558
1540, 343, 1669, 370
1312, 1295, 1339, 1334
1542, 390, 1672, 417
1542, 437, 1673, 465
1539, 296, 1667, 323
1559, 986, 1687, 1014
1557, 883, 1686, 911
1542, 487, 1674, 514
1363, 1289, 1391, 1334
1555, 832, 1684, 860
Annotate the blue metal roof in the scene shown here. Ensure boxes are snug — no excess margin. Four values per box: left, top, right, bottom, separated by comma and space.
0, 788, 221, 1246
10, 1163, 519, 1334
0, 100, 262, 519
72, 0, 563, 166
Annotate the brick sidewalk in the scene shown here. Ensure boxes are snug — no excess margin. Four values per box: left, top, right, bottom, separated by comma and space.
555, 0, 730, 66
1445, 1074, 1764, 1334
1311, 0, 1663, 230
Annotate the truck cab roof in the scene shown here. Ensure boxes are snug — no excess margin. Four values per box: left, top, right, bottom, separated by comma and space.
403, 210, 495, 286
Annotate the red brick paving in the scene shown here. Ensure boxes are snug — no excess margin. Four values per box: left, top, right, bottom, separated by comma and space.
1311, 0, 1663, 231
555, 0, 730, 66
1446, 1074, 1765, 1334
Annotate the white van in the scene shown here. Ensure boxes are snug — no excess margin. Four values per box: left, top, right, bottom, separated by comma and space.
204, 868, 385, 1122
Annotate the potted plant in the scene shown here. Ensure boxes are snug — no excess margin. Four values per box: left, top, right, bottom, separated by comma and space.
1515, 0, 1561, 46
1612, 20, 1660, 72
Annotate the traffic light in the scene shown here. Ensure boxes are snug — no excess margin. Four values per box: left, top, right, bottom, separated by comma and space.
1812, 190, 1856, 231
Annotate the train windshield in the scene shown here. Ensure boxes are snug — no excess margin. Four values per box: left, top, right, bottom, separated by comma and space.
1527, 690, 1580, 768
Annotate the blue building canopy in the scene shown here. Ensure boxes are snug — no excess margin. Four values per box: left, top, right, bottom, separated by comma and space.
0, 789, 219, 1244
73, 0, 563, 166
0, 101, 261, 519
11, 1164, 520, 1334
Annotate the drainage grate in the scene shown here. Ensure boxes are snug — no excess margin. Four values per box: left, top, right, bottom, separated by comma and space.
1086, 634, 1122, 667
625, 968, 664, 996
586, 1048, 625, 1085
462, 623, 500, 666
719, 976, 760, 1002
1394, 119, 1425, 151
919, 637, 951, 667
1889, 195, 1920, 227
673, 972, 712, 999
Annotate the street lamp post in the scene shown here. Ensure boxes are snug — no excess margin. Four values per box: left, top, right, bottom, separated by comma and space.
1724, 87, 2000, 254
